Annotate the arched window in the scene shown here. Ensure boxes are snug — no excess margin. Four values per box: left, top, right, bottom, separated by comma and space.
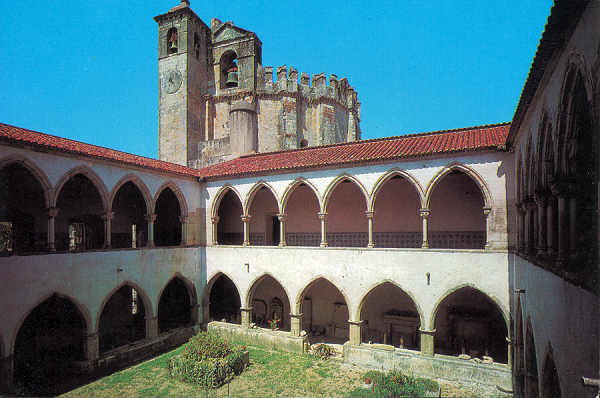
248, 275, 290, 330
220, 50, 238, 89
99, 285, 147, 353
167, 28, 178, 54
208, 274, 241, 324
299, 278, 349, 343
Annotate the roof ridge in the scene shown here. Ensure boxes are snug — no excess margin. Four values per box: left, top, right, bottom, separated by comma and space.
238, 122, 510, 159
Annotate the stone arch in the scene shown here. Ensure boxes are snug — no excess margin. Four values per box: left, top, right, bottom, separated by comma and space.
0, 154, 52, 208
322, 174, 369, 213
155, 272, 198, 316
204, 271, 242, 324
243, 181, 281, 217
428, 283, 509, 331
157, 273, 197, 331
211, 185, 243, 219
53, 165, 109, 211
294, 275, 351, 317
542, 119, 556, 186
525, 317, 540, 398
95, 280, 153, 334
541, 343, 562, 398
245, 273, 292, 330
153, 181, 188, 217
280, 177, 322, 216
109, 173, 152, 215
424, 163, 492, 209
219, 49, 238, 90
9, 291, 92, 357
369, 169, 425, 211
355, 279, 424, 327
245, 273, 292, 309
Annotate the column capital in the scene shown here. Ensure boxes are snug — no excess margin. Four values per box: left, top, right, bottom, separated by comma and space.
179, 215, 189, 224
102, 211, 114, 221
550, 179, 576, 197
317, 212, 327, 220
145, 213, 157, 222
211, 216, 220, 224
241, 215, 252, 223
364, 211, 375, 219
418, 328, 436, 335
515, 202, 526, 214
289, 313, 303, 318
277, 214, 287, 222
419, 208, 430, 217
482, 206, 492, 217
47, 207, 60, 218
523, 197, 537, 210
347, 320, 365, 326
240, 307, 253, 312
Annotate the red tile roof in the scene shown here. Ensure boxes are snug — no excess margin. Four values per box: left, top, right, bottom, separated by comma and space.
0, 123, 202, 178
198, 123, 510, 179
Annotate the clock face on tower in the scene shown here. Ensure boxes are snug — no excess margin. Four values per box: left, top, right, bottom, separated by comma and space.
165, 69, 183, 94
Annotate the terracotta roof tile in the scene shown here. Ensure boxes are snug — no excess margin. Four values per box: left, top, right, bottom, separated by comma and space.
198, 123, 510, 179
0, 123, 202, 178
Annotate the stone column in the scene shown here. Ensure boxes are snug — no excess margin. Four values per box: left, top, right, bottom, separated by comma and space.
348, 320, 364, 345
419, 208, 430, 248
569, 196, 577, 253
366, 211, 375, 248
211, 216, 220, 245
419, 328, 436, 356
524, 198, 536, 253
146, 316, 158, 339
85, 333, 99, 364
241, 215, 251, 246
0, 354, 14, 393
318, 212, 328, 247
278, 214, 287, 247
546, 199, 554, 255
102, 211, 114, 249
47, 207, 59, 251
240, 307, 253, 328
483, 207, 492, 249
145, 214, 156, 248
557, 196, 567, 258
506, 337, 512, 369
516, 203, 525, 252
290, 313, 303, 337
179, 215, 189, 246
535, 193, 547, 255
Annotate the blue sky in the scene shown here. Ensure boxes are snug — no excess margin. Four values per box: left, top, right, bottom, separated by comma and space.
0, 1, 553, 159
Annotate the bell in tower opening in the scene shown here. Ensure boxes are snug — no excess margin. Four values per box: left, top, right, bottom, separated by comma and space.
226, 63, 238, 88
219, 50, 238, 90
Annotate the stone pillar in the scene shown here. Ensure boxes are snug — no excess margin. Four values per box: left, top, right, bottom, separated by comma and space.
241, 215, 251, 246
535, 193, 547, 255
211, 216, 220, 245
348, 320, 364, 345
419, 328, 436, 356
240, 307, 253, 328
146, 214, 156, 248
290, 313, 303, 337
557, 196, 567, 258
278, 214, 287, 247
85, 333, 100, 364
418, 208, 430, 248
506, 337, 512, 369
0, 354, 14, 393
102, 211, 114, 249
524, 199, 536, 253
569, 196, 577, 252
47, 207, 59, 251
366, 211, 375, 248
516, 203, 525, 252
179, 215, 189, 246
546, 199, 554, 254
483, 207, 492, 249
146, 316, 158, 339
318, 212, 328, 247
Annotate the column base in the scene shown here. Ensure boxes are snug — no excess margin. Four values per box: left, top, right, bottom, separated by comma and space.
421, 242, 429, 249
367, 243, 375, 248
419, 328, 436, 356
290, 313, 303, 337
348, 320, 365, 345
240, 307, 253, 328
279, 242, 287, 247
320, 242, 328, 248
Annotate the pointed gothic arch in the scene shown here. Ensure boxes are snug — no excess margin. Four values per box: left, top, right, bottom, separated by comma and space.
53, 165, 109, 211
157, 273, 197, 332
246, 273, 291, 330
0, 154, 52, 208
204, 272, 242, 324
109, 174, 152, 215
95, 280, 153, 334
424, 163, 492, 209
211, 185, 243, 219
322, 174, 369, 213
243, 181, 281, 217
153, 181, 188, 217
280, 178, 322, 215
369, 169, 425, 211
541, 344, 562, 398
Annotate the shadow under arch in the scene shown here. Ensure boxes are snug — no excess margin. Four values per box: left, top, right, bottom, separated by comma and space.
525, 317, 539, 398
322, 174, 369, 213
157, 273, 198, 332
294, 275, 352, 317
204, 271, 242, 324
369, 169, 425, 211
94, 280, 153, 334
211, 184, 243, 219
109, 173, 153, 215
245, 272, 292, 310
280, 177, 322, 215
355, 279, 424, 327
153, 181, 188, 217
53, 165, 110, 211
0, 154, 53, 208
243, 180, 281, 217
424, 163, 492, 210
245, 272, 292, 330
541, 343, 562, 398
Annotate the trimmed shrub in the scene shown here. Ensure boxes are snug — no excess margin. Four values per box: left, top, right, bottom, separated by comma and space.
169, 331, 247, 388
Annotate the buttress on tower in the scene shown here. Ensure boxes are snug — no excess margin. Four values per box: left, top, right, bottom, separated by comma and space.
155, 1, 361, 168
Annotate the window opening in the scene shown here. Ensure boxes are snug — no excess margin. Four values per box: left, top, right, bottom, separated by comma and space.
131, 288, 138, 315
131, 224, 136, 248
68, 222, 86, 251
167, 28, 178, 54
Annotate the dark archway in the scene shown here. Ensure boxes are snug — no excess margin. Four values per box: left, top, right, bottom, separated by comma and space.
299, 278, 349, 343
217, 190, 243, 245
158, 277, 192, 332
111, 182, 148, 249
248, 275, 290, 330
541, 349, 561, 398
525, 322, 539, 398
429, 170, 486, 249
514, 298, 525, 398
0, 163, 47, 254
55, 174, 104, 251
13, 295, 86, 396
98, 285, 146, 353
208, 274, 241, 324
155, 188, 181, 246
433, 287, 507, 363
359, 282, 421, 349
248, 186, 279, 246
284, 182, 320, 246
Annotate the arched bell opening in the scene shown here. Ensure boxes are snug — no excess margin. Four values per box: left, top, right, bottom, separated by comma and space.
154, 188, 181, 246
248, 187, 280, 246
372, 175, 422, 248
217, 190, 243, 245
208, 274, 241, 324
158, 277, 193, 333
325, 179, 367, 247
429, 170, 486, 249
299, 278, 349, 344
55, 174, 105, 252
98, 285, 146, 354
0, 163, 47, 255
359, 282, 421, 350
111, 182, 148, 249
433, 287, 508, 364
248, 275, 290, 331
284, 183, 320, 247
220, 50, 238, 89
13, 295, 86, 396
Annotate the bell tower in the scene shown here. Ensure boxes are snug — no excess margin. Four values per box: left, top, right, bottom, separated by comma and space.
154, 1, 211, 166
